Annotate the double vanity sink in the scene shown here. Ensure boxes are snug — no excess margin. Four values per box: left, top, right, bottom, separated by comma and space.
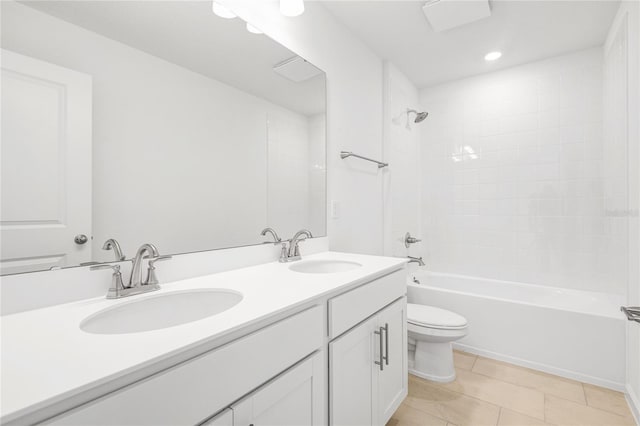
1, 252, 404, 425
81, 260, 363, 335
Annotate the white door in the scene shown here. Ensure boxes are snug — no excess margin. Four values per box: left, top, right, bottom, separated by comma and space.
1, 49, 92, 274
329, 315, 379, 426
232, 354, 323, 426
377, 298, 408, 425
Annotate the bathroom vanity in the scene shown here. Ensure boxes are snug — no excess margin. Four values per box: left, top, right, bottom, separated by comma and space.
0, 252, 408, 425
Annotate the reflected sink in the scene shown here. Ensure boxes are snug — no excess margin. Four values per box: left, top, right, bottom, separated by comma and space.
81, 289, 243, 334
289, 260, 362, 274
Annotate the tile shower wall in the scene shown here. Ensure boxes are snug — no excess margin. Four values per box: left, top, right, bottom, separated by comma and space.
419, 48, 624, 295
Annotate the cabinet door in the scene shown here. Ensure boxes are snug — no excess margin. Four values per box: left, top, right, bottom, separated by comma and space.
232, 353, 323, 426
329, 315, 379, 426
377, 297, 408, 424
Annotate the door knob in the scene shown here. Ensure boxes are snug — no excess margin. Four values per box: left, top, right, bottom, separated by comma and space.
74, 234, 89, 245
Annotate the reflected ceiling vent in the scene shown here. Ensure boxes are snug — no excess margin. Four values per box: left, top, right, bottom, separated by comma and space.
273, 56, 322, 82
422, 0, 491, 32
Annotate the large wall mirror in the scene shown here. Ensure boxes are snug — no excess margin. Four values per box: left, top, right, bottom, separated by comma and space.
1, 1, 327, 275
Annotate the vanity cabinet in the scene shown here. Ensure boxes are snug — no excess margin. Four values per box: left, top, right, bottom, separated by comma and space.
13, 262, 408, 426
230, 353, 324, 426
201, 353, 324, 426
329, 297, 407, 426
46, 306, 323, 426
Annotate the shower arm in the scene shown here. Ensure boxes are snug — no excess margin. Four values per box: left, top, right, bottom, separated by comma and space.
340, 151, 388, 169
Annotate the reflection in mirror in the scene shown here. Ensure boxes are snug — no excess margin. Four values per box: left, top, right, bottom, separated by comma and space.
0, 1, 326, 275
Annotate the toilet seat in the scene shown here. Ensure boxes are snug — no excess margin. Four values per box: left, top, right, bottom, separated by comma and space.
407, 303, 467, 330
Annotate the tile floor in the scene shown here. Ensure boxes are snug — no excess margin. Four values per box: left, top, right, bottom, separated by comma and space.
387, 350, 637, 426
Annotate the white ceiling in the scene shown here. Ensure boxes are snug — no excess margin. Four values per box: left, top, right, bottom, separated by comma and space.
21, 1, 326, 116
322, 0, 620, 88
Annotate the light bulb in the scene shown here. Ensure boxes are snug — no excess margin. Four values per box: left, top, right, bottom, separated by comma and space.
280, 0, 304, 17
246, 23, 263, 34
484, 51, 502, 61
212, 1, 236, 19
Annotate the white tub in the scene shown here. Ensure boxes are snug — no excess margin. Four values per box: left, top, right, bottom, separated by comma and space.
407, 270, 627, 390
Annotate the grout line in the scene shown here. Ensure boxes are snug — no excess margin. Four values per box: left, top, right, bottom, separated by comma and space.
408, 375, 503, 423
418, 370, 547, 422
457, 355, 595, 408
581, 383, 588, 407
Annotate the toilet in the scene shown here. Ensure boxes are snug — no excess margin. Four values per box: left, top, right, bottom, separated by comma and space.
407, 303, 468, 383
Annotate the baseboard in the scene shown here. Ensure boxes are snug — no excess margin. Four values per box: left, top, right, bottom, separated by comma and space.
626, 384, 640, 426
453, 342, 626, 392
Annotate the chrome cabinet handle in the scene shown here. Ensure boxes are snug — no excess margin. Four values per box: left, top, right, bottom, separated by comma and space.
374, 327, 384, 371
621, 306, 640, 323
383, 323, 389, 366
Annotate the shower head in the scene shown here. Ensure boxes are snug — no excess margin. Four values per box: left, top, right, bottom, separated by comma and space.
407, 109, 429, 123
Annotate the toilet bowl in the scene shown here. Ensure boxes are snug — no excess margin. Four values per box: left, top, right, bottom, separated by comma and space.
407, 303, 468, 383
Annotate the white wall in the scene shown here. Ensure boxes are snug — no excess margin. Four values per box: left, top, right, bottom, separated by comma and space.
1, 1, 323, 262
606, 0, 640, 420
308, 114, 327, 236
417, 48, 621, 294
223, 1, 385, 255
382, 63, 421, 260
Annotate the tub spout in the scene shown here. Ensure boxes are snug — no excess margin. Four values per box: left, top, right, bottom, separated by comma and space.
407, 256, 425, 266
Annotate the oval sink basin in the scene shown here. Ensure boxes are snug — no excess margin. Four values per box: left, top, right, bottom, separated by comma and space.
81, 289, 243, 334
289, 260, 362, 274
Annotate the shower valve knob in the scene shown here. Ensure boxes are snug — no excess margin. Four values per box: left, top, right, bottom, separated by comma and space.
404, 232, 422, 248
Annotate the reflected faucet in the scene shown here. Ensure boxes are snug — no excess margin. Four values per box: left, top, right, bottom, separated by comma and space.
102, 238, 126, 261
407, 256, 425, 266
130, 243, 160, 288
260, 227, 281, 244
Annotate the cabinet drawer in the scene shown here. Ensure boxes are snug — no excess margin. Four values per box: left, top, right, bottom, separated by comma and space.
46, 306, 324, 426
328, 269, 405, 339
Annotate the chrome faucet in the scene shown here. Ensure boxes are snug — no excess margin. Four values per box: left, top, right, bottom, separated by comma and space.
130, 243, 160, 287
280, 229, 312, 262
407, 256, 425, 266
102, 238, 126, 261
260, 227, 281, 244
91, 243, 171, 299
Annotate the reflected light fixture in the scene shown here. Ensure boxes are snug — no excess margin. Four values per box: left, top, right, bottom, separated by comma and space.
212, 1, 236, 19
484, 51, 502, 61
246, 23, 263, 34
280, 0, 304, 17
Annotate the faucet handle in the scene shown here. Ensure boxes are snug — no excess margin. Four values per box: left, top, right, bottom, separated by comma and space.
90, 263, 121, 272
149, 255, 172, 266
145, 255, 172, 286
90, 264, 126, 298
404, 232, 422, 248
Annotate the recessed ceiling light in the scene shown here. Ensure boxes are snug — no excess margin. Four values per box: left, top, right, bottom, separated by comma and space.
212, 1, 236, 19
280, 0, 304, 17
484, 51, 502, 61
246, 23, 263, 34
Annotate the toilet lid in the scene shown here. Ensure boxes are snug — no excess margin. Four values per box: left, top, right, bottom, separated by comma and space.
407, 303, 467, 329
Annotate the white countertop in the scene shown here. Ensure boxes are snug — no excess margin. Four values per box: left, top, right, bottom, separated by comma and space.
1, 251, 406, 423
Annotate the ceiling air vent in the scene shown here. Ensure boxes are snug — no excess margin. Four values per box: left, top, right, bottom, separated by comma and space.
273, 56, 322, 83
422, 0, 491, 32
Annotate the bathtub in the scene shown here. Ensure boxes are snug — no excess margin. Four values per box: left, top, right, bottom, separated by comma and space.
407, 270, 627, 390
